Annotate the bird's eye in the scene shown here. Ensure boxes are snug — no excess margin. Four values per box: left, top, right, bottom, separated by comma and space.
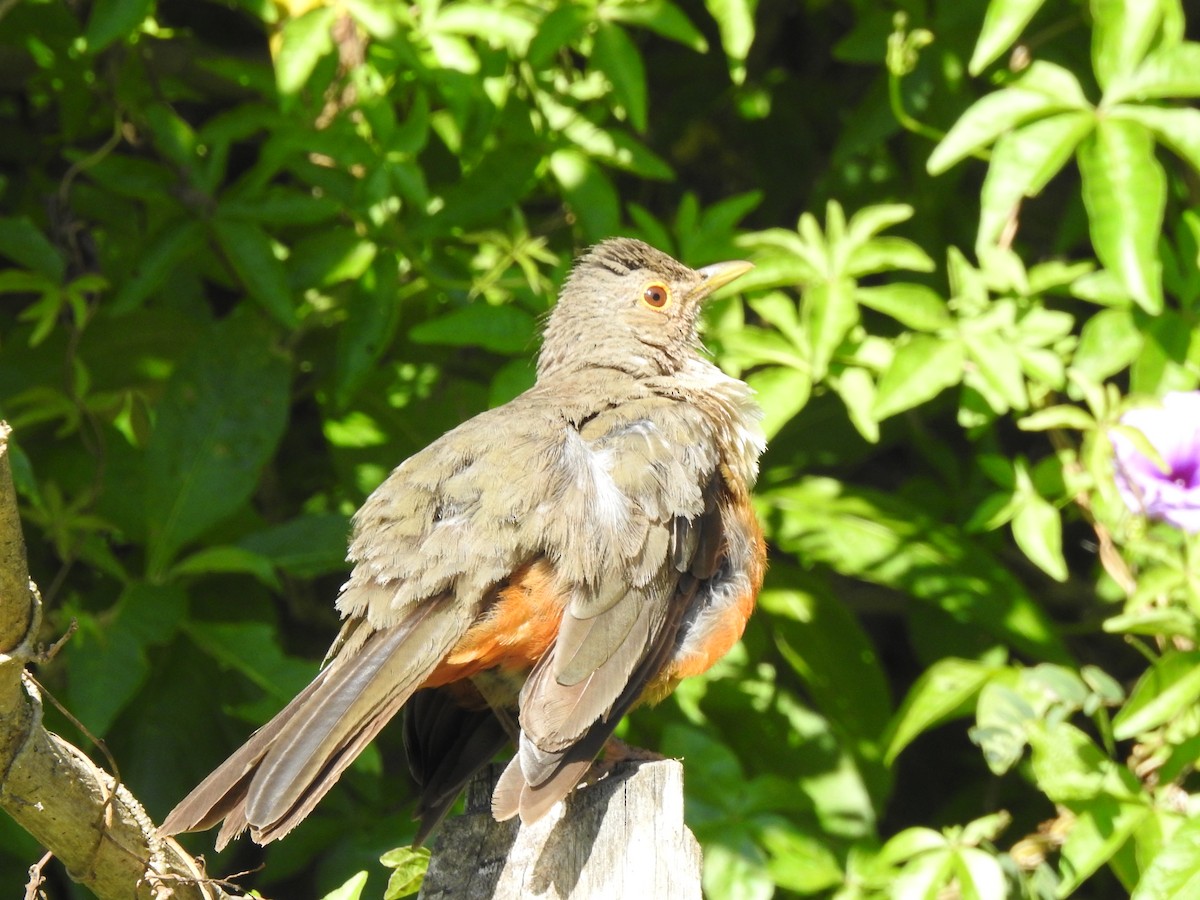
642, 283, 671, 310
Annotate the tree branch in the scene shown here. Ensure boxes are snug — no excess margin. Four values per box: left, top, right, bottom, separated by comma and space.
0, 421, 239, 900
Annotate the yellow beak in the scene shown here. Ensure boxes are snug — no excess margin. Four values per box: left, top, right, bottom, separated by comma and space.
693, 259, 754, 300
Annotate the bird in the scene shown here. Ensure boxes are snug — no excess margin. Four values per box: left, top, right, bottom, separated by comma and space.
160, 237, 767, 850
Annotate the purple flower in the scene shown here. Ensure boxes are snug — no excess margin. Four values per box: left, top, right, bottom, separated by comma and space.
1110, 391, 1200, 533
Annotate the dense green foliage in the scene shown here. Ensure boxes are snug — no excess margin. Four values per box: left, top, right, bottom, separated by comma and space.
3, 0, 1200, 896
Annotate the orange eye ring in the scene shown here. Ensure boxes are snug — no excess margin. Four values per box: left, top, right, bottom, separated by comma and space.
642, 282, 671, 310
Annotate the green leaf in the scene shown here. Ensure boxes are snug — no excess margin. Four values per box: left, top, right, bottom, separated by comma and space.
238, 513, 351, 578
219, 188, 341, 226
803, 277, 858, 382
528, 5, 590, 65
1131, 813, 1200, 900
929, 64, 1087, 174
0, 216, 65, 281
969, 0, 1051, 75
68, 621, 149, 735
186, 621, 316, 707
880, 826, 950, 866
170, 545, 280, 587
836, 365, 879, 443
592, 22, 648, 132
419, 142, 543, 233
275, 7, 337, 96
971, 679, 1035, 775
85, 0, 152, 53
432, 3, 537, 49
144, 315, 291, 574
704, 0, 758, 84
884, 658, 1000, 764
746, 365, 810, 440
955, 848, 1008, 900
1018, 405, 1095, 431
1011, 490, 1067, 581
288, 232, 378, 290
1072, 307, 1141, 383
760, 823, 843, 893
846, 237, 934, 277
893, 846, 956, 897
549, 151, 624, 243
1078, 118, 1165, 313
66, 583, 187, 735
606, 0, 708, 52
1058, 796, 1150, 895
1105, 608, 1198, 642
844, 202, 914, 245
1113, 651, 1200, 740
763, 478, 1070, 665
1028, 721, 1116, 803
1111, 105, 1200, 175
855, 283, 950, 331
703, 842, 773, 900
976, 111, 1094, 251
963, 331, 1028, 412
873, 334, 965, 420
381, 846, 430, 899
1091, 0, 1162, 89
760, 581, 892, 747
335, 277, 402, 406
322, 871, 368, 900
111, 219, 206, 314
409, 303, 536, 355
212, 218, 297, 326
1105, 42, 1200, 104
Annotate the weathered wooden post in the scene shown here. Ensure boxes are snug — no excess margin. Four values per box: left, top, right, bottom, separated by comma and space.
421, 759, 703, 900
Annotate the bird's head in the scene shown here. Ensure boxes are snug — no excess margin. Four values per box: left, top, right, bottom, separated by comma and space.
537, 238, 753, 380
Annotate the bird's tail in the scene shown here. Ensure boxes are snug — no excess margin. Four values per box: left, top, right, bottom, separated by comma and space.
161, 598, 460, 848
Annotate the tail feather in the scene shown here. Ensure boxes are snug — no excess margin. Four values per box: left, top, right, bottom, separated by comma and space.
160, 671, 330, 838
162, 597, 464, 847
403, 689, 512, 845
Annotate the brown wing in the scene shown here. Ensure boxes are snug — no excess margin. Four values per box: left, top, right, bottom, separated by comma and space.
162, 397, 572, 847
490, 399, 727, 823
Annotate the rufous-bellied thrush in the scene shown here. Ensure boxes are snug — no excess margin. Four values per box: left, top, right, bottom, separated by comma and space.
161, 237, 766, 848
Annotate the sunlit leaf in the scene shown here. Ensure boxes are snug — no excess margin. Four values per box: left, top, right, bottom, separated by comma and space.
873, 334, 964, 420
592, 22, 648, 132
747, 365, 810, 439
607, 0, 708, 51
855, 283, 951, 332
1131, 813, 1200, 900
381, 846, 430, 899
1111, 105, 1200, 175
1078, 118, 1165, 313
1090, 0, 1162, 89
803, 277, 858, 382
274, 6, 337, 97
969, 0, 1051, 75
884, 658, 1002, 764
704, 0, 757, 84
1105, 42, 1200, 104
929, 64, 1087, 174
976, 111, 1094, 251
1113, 651, 1200, 740
321, 871, 368, 900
